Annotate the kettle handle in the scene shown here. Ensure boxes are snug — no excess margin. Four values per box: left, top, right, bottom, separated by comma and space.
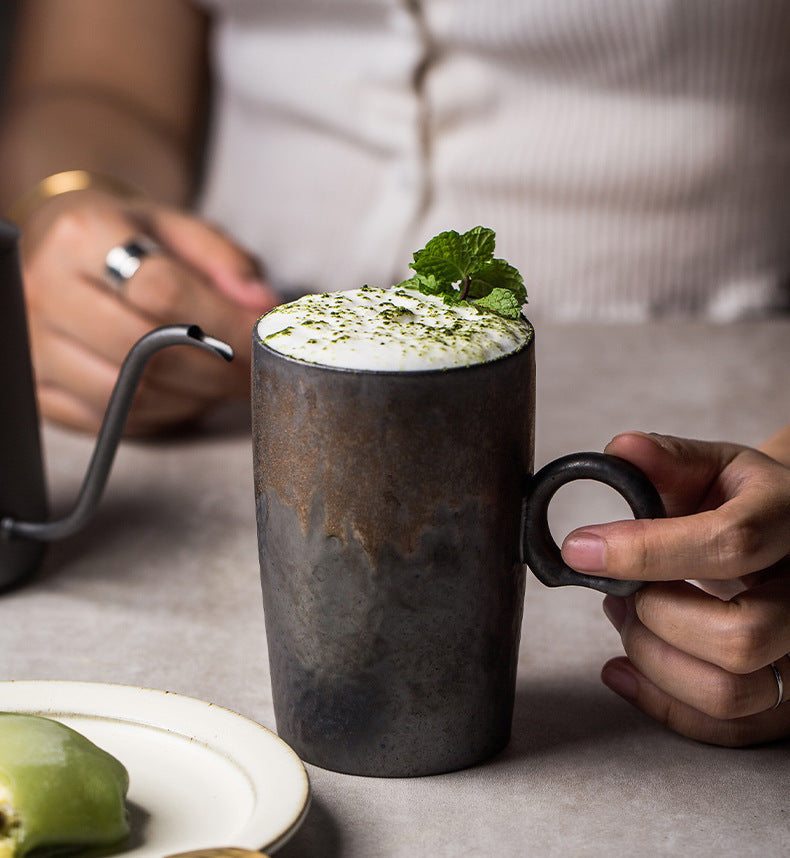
0, 221, 46, 586
1, 324, 233, 543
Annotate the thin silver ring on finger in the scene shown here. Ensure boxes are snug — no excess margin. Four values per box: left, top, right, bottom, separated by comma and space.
770, 661, 784, 710
104, 234, 162, 293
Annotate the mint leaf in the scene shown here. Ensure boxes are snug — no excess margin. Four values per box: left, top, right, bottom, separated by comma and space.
461, 225, 496, 265
396, 272, 446, 295
410, 226, 497, 285
472, 288, 523, 319
411, 230, 472, 285
398, 225, 527, 319
466, 258, 526, 301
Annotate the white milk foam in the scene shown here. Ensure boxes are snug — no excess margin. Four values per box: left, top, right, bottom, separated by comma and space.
256, 287, 531, 371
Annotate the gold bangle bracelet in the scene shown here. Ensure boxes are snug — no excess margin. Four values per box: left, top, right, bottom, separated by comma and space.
5, 169, 143, 227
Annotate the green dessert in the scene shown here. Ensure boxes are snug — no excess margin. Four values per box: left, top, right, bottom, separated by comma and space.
0, 713, 129, 858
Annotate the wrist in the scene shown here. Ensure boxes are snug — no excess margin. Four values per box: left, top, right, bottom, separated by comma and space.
5, 170, 144, 229
758, 424, 790, 468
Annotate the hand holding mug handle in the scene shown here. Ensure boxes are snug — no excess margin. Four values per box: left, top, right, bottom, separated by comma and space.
522, 452, 666, 597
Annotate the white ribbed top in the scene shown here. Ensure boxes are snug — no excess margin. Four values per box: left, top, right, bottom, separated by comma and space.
198, 0, 790, 321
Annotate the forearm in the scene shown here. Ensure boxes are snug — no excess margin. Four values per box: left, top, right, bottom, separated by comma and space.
759, 423, 790, 468
0, 91, 198, 210
0, 0, 210, 213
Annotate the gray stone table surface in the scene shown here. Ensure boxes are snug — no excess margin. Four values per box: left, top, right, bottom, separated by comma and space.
1, 321, 788, 857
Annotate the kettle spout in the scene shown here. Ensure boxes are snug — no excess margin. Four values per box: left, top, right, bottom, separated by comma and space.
183, 324, 234, 363
1, 324, 234, 543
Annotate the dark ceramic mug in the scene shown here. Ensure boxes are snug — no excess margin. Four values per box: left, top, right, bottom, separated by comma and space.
252, 321, 664, 777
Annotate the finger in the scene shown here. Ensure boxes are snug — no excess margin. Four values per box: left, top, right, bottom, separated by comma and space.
118, 251, 257, 339
26, 197, 260, 366
631, 573, 790, 674
39, 381, 214, 437
32, 321, 119, 411
30, 266, 158, 364
29, 195, 270, 317
31, 270, 241, 403
561, 434, 790, 581
602, 595, 788, 721
146, 207, 279, 311
108, 251, 257, 390
28, 193, 146, 278
33, 198, 260, 364
38, 383, 106, 434
34, 327, 213, 433
601, 656, 790, 747
605, 431, 737, 517
22, 198, 249, 428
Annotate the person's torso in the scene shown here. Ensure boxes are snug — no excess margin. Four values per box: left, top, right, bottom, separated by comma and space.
197, 0, 790, 321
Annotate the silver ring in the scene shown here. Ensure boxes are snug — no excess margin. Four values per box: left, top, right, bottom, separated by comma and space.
770, 662, 784, 710
104, 235, 161, 292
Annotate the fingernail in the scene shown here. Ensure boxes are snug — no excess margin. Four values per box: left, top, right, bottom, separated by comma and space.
562, 533, 606, 572
605, 430, 665, 454
602, 595, 627, 632
602, 663, 639, 701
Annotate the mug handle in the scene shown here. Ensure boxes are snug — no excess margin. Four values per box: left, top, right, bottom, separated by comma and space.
521, 452, 666, 597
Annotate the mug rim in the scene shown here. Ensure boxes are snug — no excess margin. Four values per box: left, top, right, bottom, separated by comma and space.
253, 315, 534, 378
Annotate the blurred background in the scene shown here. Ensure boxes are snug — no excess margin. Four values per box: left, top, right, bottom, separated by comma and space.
0, 1, 17, 105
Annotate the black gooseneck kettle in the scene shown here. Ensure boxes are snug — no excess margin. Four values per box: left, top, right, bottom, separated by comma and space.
0, 220, 234, 589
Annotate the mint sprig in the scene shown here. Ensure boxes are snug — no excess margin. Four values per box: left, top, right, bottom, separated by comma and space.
396, 226, 527, 319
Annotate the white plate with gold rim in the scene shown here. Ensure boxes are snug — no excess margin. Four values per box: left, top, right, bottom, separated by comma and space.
0, 681, 310, 855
